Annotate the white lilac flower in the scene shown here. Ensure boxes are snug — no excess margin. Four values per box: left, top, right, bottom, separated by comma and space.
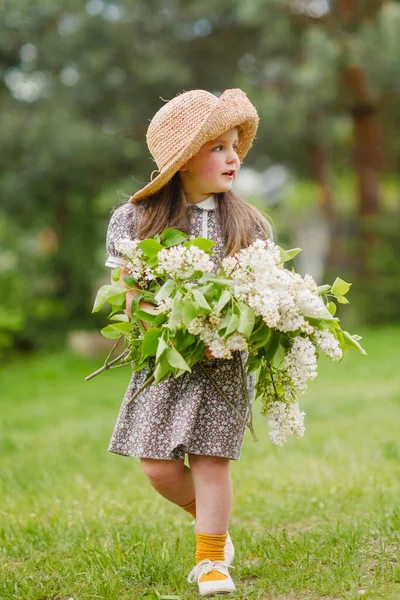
223, 239, 328, 333
114, 238, 146, 280
282, 337, 318, 396
187, 314, 247, 359
157, 297, 173, 313
268, 401, 306, 446
226, 332, 249, 352
156, 245, 214, 279
144, 268, 157, 281
313, 329, 343, 361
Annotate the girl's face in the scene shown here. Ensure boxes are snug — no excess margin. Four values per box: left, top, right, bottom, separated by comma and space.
179, 127, 241, 202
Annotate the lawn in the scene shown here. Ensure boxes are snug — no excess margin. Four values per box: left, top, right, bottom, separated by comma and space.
1, 325, 399, 599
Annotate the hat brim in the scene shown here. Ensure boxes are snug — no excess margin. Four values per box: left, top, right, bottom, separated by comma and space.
129, 89, 259, 203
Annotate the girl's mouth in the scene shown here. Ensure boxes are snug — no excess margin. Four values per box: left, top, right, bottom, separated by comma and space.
222, 170, 235, 179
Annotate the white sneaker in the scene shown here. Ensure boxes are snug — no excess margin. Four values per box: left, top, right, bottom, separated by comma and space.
187, 559, 236, 596
190, 520, 235, 566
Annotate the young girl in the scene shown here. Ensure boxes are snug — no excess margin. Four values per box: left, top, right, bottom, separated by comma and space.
105, 88, 273, 597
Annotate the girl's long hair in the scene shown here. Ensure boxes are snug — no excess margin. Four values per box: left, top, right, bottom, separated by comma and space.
127, 171, 275, 257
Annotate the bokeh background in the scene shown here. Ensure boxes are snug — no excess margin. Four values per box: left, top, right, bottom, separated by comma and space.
1, 0, 400, 357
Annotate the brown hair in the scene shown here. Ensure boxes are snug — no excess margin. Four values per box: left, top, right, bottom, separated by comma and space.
132, 171, 275, 258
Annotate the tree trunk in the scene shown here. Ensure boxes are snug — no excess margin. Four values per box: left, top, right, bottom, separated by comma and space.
342, 65, 384, 277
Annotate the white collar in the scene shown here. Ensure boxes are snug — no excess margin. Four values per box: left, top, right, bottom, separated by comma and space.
189, 194, 216, 211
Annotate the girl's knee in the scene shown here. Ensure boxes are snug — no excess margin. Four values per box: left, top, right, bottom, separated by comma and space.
188, 454, 230, 473
140, 458, 184, 487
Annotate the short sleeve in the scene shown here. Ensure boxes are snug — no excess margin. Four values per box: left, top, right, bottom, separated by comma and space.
105, 202, 142, 268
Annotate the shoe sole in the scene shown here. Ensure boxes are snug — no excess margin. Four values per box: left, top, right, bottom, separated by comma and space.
199, 581, 236, 596
200, 588, 235, 597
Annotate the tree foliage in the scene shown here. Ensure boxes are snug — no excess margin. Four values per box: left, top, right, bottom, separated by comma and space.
1, 0, 399, 352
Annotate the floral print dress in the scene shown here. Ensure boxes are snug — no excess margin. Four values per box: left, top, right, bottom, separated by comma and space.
105, 194, 257, 461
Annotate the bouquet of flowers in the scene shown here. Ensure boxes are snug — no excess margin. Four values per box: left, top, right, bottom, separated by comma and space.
87, 228, 366, 446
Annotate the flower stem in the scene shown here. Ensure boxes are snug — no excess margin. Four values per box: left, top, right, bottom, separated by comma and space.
125, 372, 155, 406
85, 340, 130, 381
268, 362, 279, 401
238, 351, 258, 442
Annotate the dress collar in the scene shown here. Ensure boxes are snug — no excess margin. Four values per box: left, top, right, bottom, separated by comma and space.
187, 194, 216, 211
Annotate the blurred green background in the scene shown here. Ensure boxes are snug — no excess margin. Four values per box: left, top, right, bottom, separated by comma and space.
1, 1, 400, 357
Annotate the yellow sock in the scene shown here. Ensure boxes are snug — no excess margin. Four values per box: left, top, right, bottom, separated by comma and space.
195, 531, 228, 582
179, 498, 196, 518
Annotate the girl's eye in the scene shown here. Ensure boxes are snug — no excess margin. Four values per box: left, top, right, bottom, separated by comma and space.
214, 145, 238, 151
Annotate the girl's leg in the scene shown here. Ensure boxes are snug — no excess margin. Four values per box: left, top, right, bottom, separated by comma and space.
188, 454, 232, 533
140, 457, 195, 507
187, 455, 233, 583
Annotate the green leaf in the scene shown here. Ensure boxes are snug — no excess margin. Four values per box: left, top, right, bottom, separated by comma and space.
264, 332, 281, 362
166, 347, 191, 372
271, 340, 286, 368
185, 341, 206, 367
154, 279, 175, 303
101, 325, 124, 339
156, 336, 169, 361
219, 308, 233, 329
183, 237, 216, 252
250, 323, 272, 349
147, 254, 159, 268
200, 283, 216, 303
342, 330, 367, 355
138, 239, 163, 257
142, 327, 162, 356
237, 302, 255, 338
168, 294, 184, 330
174, 330, 196, 351
214, 289, 231, 315
327, 302, 337, 316
154, 356, 171, 385
108, 321, 132, 334
225, 313, 240, 336
134, 308, 160, 324
109, 313, 129, 322
161, 228, 189, 247
111, 266, 121, 282
205, 278, 232, 287
92, 284, 126, 312
182, 300, 200, 327
244, 353, 261, 373
336, 296, 350, 305
278, 246, 302, 263
331, 277, 352, 297
192, 290, 211, 311
317, 284, 331, 295
123, 274, 139, 287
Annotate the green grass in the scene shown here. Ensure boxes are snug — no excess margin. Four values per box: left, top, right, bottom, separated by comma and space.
1, 325, 400, 599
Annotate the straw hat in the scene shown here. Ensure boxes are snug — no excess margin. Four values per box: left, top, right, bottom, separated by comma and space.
129, 88, 260, 203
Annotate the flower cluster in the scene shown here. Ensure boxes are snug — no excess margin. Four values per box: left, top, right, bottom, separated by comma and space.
222, 240, 328, 333
156, 245, 214, 280
105, 233, 357, 447
222, 241, 343, 445
188, 314, 248, 359
267, 401, 306, 446
312, 328, 343, 361
282, 337, 318, 397
114, 239, 146, 280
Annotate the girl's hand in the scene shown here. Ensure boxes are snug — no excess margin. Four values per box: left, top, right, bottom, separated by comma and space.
205, 346, 216, 359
